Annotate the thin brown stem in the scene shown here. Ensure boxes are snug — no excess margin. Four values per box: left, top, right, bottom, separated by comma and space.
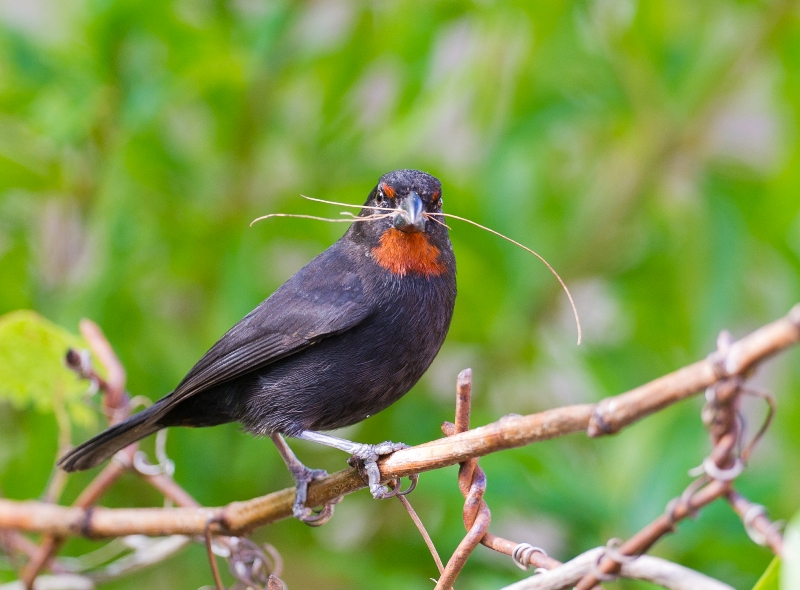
397, 495, 444, 575
205, 520, 226, 590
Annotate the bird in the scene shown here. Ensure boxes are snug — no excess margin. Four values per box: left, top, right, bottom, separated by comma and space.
59, 169, 457, 523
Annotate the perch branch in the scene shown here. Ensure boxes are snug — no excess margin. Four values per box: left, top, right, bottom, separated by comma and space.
0, 305, 798, 540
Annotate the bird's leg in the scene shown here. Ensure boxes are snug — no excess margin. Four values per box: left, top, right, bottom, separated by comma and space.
269, 433, 337, 525
297, 431, 408, 500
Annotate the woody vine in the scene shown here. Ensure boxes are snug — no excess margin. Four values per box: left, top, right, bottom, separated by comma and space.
1, 305, 799, 589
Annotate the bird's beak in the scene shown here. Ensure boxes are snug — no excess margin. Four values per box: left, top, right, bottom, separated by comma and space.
393, 191, 426, 233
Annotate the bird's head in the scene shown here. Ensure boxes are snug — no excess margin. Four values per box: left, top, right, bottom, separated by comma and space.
371, 169, 443, 234
349, 170, 451, 277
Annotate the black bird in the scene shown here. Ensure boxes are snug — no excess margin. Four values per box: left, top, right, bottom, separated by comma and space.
59, 169, 457, 522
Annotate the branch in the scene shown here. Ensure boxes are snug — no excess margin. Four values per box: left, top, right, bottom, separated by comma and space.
0, 305, 798, 539
586, 304, 800, 436
574, 328, 785, 588
20, 320, 133, 588
78, 319, 126, 422
726, 489, 784, 554
500, 548, 735, 590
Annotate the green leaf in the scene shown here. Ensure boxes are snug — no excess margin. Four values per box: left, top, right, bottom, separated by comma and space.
0, 310, 95, 426
754, 511, 800, 590
753, 557, 780, 590
782, 512, 800, 590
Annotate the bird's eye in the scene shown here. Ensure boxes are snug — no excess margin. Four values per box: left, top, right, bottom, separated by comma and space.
431, 190, 441, 203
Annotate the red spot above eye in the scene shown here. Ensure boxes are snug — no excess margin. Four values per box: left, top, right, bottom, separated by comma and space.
432, 190, 440, 201
381, 183, 396, 199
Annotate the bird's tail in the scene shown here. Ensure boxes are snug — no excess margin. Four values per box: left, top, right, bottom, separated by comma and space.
58, 401, 166, 472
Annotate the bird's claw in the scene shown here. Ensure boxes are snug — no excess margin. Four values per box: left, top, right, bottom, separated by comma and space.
397, 472, 418, 496
347, 440, 412, 500
293, 496, 341, 527
290, 465, 340, 526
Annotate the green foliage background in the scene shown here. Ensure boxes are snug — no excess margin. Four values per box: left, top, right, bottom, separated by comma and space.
1, 1, 800, 588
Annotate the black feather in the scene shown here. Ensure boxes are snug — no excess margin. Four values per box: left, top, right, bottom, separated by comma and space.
59, 170, 456, 472
58, 401, 164, 471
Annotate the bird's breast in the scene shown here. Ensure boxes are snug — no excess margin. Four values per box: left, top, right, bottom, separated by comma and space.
371, 228, 447, 277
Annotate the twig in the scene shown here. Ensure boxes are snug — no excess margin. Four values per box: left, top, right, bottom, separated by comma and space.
0, 531, 69, 576
19, 448, 136, 587
21, 323, 132, 589
434, 469, 490, 590
501, 548, 735, 590
571, 479, 731, 590
205, 519, 226, 590
587, 304, 800, 436
439, 370, 593, 587
397, 495, 444, 575
78, 319, 127, 423
574, 332, 776, 589
1, 305, 798, 540
434, 369, 491, 590
86, 535, 191, 582
726, 490, 784, 555
18, 317, 261, 589
139, 471, 200, 508
2, 305, 798, 590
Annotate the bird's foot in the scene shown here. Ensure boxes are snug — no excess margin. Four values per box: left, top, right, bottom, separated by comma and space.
347, 441, 411, 500
294, 432, 418, 501
288, 465, 339, 526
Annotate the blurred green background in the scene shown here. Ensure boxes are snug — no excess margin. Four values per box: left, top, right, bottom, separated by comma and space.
1, 0, 800, 588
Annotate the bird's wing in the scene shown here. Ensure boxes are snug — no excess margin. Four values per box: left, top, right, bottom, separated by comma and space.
163, 245, 372, 408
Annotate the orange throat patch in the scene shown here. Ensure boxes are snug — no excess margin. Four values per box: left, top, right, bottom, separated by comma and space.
372, 228, 445, 277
